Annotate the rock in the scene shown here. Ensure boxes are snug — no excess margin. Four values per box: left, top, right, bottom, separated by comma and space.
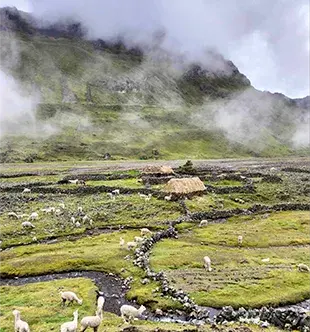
141, 278, 150, 285
122, 326, 140, 332
155, 308, 164, 316
260, 321, 270, 328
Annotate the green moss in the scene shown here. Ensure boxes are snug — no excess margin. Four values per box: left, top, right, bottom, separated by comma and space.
86, 178, 143, 188
210, 179, 243, 187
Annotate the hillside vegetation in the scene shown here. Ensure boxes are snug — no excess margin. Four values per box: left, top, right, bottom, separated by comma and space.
0, 7, 309, 162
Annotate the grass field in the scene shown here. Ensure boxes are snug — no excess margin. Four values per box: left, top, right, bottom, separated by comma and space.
0, 159, 310, 331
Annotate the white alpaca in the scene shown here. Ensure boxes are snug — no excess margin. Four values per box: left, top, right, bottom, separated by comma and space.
60, 309, 78, 332
237, 235, 243, 246
145, 194, 152, 202
119, 237, 125, 248
82, 215, 90, 223
107, 192, 116, 200
261, 258, 270, 263
68, 179, 79, 185
41, 207, 55, 214
95, 290, 105, 312
127, 241, 137, 250
28, 212, 38, 221
55, 209, 62, 216
134, 236, 144, 243
22, 221, 35, 228
140, 228, 152, 236
12, 309, 30, 332
199, 220, 208, 227
120, 304, 146, 323
80, 308, 103, 332
112, 189, 120, 195
298, 263, 310, 273
164, 195, 172, 201
203, 256, 212, 272
60, 291, 83, 306
22, 188, 31, 193
8, 212, 19, 219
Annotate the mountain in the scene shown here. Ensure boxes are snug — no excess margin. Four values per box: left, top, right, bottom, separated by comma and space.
0, 7, 309, 162
294, 96, 310, 110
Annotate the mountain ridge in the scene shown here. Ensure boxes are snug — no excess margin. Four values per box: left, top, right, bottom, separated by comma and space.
0, 6, 309, 162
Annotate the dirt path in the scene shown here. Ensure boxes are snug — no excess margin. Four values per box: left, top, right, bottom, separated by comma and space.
2, 157, 309, 174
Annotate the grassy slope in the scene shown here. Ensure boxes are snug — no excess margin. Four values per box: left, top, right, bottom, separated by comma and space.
0, 31, 308, 162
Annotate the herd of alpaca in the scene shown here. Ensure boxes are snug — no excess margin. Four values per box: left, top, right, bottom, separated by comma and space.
14, 289, 146, 331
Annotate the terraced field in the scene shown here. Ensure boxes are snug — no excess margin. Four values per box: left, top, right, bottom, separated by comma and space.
0, 158, 310, 331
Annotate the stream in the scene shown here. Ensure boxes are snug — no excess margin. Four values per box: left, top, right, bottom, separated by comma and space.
1, 270, 309, 325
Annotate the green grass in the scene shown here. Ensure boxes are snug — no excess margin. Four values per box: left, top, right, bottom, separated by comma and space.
0, 230, 177, 311
78, 178, 144, 188
0, 231, 141, 277
209, 179, 243, 187
150, 211, 310, 308
194, 211, 310, 247
1, 161, 310, 329
0, 192, 181, 247
0, 278, 281, 331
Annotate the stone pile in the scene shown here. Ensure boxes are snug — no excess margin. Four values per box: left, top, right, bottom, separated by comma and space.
133, 227, 210, 320
215, 306, 310, 331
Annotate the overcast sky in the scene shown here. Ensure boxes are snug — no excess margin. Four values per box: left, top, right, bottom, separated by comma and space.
1, 0, 309, 98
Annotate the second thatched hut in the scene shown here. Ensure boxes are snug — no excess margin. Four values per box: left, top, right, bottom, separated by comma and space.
142, 165, 175, 175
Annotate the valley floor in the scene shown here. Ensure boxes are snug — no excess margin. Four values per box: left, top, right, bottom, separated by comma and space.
0, 158, 309, 331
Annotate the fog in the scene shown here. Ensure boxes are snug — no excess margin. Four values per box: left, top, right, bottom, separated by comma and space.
6, 0, 307, 98
0, 0, 308, 158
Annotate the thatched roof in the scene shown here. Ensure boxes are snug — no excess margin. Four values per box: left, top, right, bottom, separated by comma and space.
163, 177, 205, 194
142, 165, 174, 175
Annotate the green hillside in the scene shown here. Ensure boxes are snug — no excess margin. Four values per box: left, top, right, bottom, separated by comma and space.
0, 13, 308, 162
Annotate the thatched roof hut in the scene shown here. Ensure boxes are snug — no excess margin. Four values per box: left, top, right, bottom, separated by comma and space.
142, 165, 174, 175
163, 177, 205, 194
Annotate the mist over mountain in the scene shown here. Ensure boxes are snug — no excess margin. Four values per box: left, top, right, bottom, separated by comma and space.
0, 6, 309, 162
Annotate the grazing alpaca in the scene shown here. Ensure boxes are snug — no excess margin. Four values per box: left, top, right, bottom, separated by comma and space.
60, 309, 78, 332
203, 256, 212, 272
12, 310, 30, 332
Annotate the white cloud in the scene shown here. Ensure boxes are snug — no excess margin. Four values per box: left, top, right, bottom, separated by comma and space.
0, 0, 32, 12
2, 0, 309, 98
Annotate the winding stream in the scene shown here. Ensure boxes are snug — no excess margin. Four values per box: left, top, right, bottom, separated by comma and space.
1, 270, 309, 324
